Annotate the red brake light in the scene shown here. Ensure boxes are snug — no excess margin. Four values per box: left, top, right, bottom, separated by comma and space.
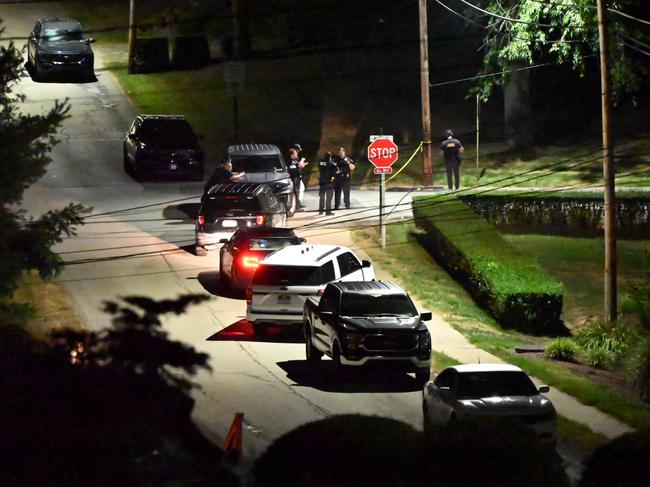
242, 256, 260, 268
197, 215, 205, 225
246, 287, 252, 304
317, 288, 325, 296
256, 215, 265, 225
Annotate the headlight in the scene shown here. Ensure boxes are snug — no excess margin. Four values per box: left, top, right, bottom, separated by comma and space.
274, 179, 291, 189
341, 332, 362, 349
418, 331, 431, 349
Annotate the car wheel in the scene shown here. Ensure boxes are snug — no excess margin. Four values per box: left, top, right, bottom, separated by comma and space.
415, 367, 431, 386
305, 324, 323, 363
195, 245, 207, 257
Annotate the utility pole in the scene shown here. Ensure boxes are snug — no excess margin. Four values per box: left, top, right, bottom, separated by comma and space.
233, 0, 251, 59
418, 0, 433, 186
596, 0, 617, 322
127, 0, 137, 74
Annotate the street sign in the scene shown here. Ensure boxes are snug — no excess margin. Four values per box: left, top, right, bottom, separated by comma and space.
224, 61, 245, 83
373, 167, 393, 175
368, 136, 399, 169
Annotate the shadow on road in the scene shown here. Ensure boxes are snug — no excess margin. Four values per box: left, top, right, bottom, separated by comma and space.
276, 360, 422, 393
197, 271, 243, 299
163, 203, 200, 222
207, 319, 303, 343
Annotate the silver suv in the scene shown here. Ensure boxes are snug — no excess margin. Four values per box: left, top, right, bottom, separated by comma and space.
224, 144, 296, 216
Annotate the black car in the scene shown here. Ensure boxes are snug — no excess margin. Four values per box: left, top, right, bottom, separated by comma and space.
219, 227, 304, 291
123, 115, 204, 180
195, 183, 287, 256
28, 18, 95, 80
304, 281, 432, 384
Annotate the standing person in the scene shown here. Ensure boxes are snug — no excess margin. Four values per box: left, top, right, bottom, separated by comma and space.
287, 144, 307, 211
334, 146, 355, 210
203, 160, 245, 194
318, 151, 338, 215
440, 129, 464, 190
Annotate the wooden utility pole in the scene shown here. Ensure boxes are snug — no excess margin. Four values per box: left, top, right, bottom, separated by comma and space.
233, 0, 251, 59
596, 0, 617, 322
418, 0, 433, 186
127, 0, 137, 73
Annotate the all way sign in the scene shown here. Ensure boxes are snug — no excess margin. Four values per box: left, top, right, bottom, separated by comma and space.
368, 135, 398, 175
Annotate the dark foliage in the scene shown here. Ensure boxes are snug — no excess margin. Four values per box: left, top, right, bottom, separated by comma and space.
581, 431, 650, 487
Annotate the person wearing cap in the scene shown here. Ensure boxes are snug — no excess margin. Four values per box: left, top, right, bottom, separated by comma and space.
440, 129, 464, 190
318, 151, 338, 215
288, 144, 307, 211
203, 160, 246, 194
334, 146, 355, 210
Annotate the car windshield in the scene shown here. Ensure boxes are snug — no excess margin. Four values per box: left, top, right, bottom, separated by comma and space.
43, 29, 83, 42
230, 155, 286, 173
139, 120, 197, 149
339, 294, 417, 316
248, 237, 301, 251
253, 265, 322, 286
456, 371, 539, 399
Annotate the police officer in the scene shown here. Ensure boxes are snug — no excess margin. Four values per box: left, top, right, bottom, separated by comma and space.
287, 144, 307, 211
440, 129, 464, 190
334, 146, 355, 210
318, 151, 338, 215
203, 160, 246, 194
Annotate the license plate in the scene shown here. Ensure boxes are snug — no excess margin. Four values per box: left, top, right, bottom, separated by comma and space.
221, 220, 237, 228
169, 163, 177, 170
277, 294, 291, 304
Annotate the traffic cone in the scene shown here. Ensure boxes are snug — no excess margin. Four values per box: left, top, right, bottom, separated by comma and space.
223, 412, 244, 462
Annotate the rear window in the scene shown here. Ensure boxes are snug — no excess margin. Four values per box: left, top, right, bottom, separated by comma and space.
253, 265, 322, 286
139, 120, 197, 147
204, 195, 261, 211
249, 237, 301, 251
231, 155, 286, 173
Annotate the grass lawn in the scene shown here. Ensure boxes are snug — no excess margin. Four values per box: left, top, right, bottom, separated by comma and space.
10, 271, 85, 339
355, 223, 650, 430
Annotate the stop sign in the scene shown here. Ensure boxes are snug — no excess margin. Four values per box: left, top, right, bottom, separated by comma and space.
367, 137, 399, 168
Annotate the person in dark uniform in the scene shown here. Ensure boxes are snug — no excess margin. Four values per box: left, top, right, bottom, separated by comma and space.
334, 146, 355, 209
440, 129, 464, 190
203, 160, 245, 194
287, 144, 307, 211
318, 151, 338, 215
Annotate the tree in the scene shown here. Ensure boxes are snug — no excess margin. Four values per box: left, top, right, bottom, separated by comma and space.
0, 19, 88, 306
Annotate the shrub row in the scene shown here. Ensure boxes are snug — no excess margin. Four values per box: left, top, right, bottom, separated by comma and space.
461, 192, 650, 238
133, 36, 211, 73
413, 195, 564, 335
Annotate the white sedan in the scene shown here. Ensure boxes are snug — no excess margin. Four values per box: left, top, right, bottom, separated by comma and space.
422, 363, 557, 443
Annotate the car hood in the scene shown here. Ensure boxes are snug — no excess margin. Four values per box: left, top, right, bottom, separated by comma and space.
240, 172, 290, 184
340, 315, 423, 331
40, 41, 92, 55
457, 395, 555, 416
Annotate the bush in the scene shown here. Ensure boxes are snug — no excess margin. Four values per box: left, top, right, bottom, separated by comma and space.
133, 38, 171, 73
413, 196, 564, 334
584, 348, 615, 369
575, 321, 632, 358
545, 338, 579, 361
171, 35, 211, 69
581, 431, 650, 487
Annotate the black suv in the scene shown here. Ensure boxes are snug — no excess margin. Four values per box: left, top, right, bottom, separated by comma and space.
195, 183, 287, 256
28, 18, 95, 80
123, 115, 204, 180
304, 281, 432, 383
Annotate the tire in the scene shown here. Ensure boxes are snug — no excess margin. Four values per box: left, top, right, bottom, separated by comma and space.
195, 245, 207, 257
416, 367, 431, 386
305, 323, 323, 363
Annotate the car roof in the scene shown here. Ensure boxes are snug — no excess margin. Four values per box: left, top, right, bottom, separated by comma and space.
238, 226, 297, 238
138, 114, 187, 122
41, 18, 83, 31
331, 281, 405, 295
207, 183, 269, 196
448, 364, 524, 374
228, 144, 281, 156
261, 244, 344, 266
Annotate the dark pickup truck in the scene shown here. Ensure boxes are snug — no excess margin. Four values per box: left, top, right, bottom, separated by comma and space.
303, 281, 432, 383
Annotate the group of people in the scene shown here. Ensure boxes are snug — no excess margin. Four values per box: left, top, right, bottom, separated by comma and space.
316, 146, 355, 215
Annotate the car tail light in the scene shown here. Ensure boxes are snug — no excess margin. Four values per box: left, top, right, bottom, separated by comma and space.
241, 256, 260, 268
316, 288, 325, 296
197, 215, 205, 225
255, 215, 265, 225
246, 287, 252, 304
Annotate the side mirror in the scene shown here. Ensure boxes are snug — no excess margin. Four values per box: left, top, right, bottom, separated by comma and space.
219, 238, 229, 244
299, 238, 307, 243
361, 259, 372, 268
420, 311, 432, 322
538, 385, 550, 393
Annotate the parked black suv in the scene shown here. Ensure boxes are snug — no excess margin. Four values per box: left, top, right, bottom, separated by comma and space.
123, 115, 204, 180
304, 281, 432, 383
195, 183, 287, 256
28, 18, 95, 80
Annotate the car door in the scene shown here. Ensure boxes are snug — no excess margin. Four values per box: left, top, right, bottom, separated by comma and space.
429, 369, 458, 423
336, 251, 373, 282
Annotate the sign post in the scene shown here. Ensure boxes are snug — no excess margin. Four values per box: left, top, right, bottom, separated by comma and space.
368, 135, 399, 249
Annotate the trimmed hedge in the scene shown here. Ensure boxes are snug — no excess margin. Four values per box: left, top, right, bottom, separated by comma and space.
413, 195, 564, 334
132, 38, 171, 73
461, 191, 650, 238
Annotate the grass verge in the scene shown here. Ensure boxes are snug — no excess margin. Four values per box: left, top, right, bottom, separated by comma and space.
355, 222, 650, 430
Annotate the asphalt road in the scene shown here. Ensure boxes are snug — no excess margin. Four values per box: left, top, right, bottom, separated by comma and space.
4, 1, 436, 466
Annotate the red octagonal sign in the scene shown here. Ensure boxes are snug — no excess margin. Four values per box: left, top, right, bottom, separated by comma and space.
368, 137, 399, 168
